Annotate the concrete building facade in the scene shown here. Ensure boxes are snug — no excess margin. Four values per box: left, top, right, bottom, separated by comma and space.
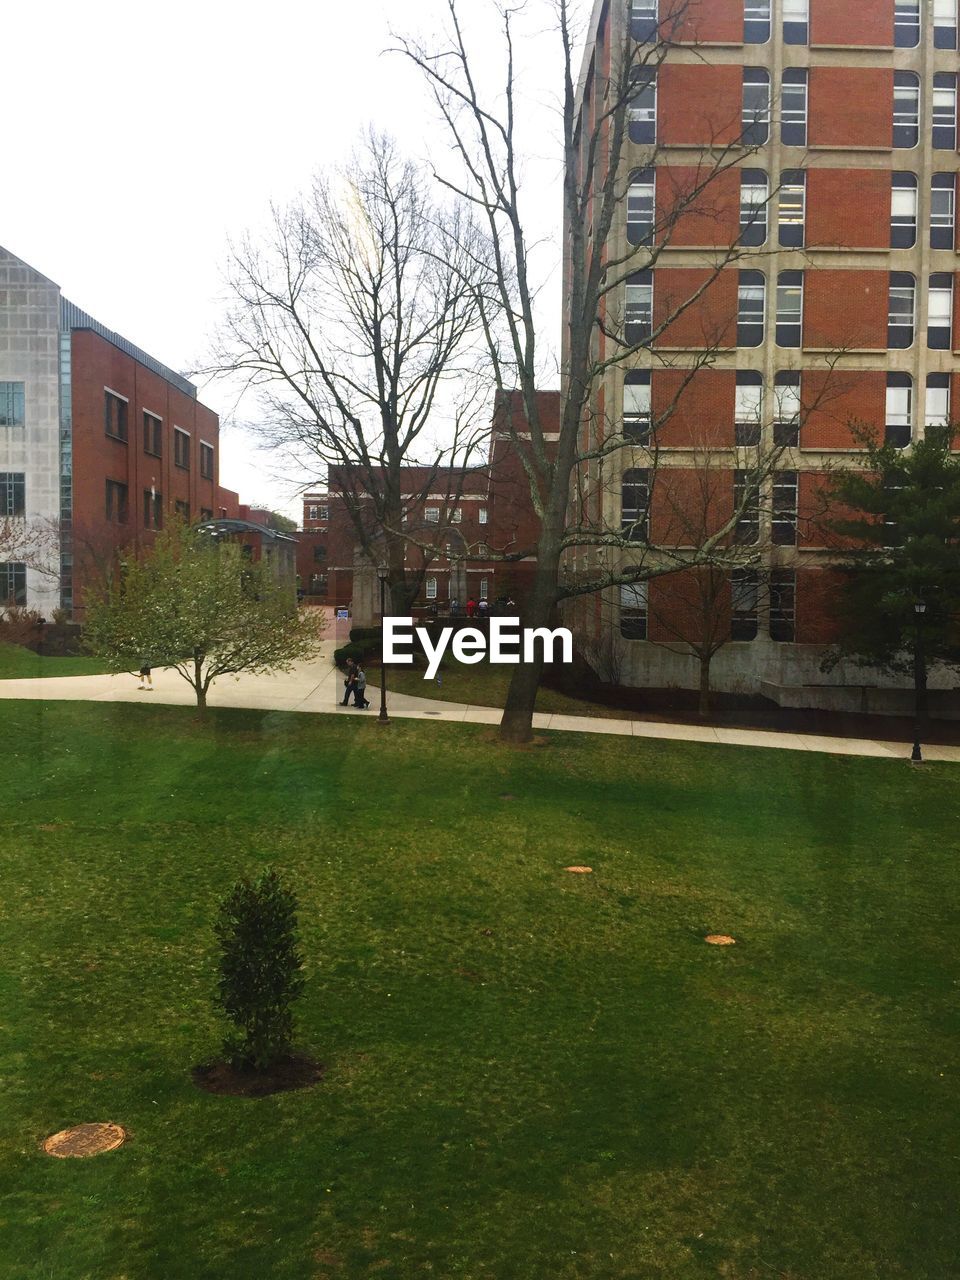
567, 0, 960, 708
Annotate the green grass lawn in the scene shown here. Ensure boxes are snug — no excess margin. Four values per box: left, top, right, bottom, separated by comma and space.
0, 641, 111, 680
2, 701, 959, 1279
387, 659, 632, 718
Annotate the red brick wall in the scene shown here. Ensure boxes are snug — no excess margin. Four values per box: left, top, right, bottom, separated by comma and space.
798, 471, 869, 549
658, 65, 743, 148
809, 68, 893, 148
70, 329, 220, 610
803, 270, 887, 352
796, 568, 846, 645
810, 0, 893, 47
657, 165, 740, 248
652, 368, 735, 448
806, 169, 890, 249
654, 269, 737, 349
663, 0, 743, 44
647, 568, 732, 645
649, 466, 733, 546
801, 369, 885, 449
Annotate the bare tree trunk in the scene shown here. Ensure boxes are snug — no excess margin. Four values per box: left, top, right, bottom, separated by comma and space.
194, 655, 207, 712
698, 653, 712, 719
499, 555, 560, 744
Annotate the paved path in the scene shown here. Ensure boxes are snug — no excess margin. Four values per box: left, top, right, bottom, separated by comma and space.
1, 641, 956, 762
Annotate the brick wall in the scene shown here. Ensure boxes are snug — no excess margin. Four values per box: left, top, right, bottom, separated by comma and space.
801, 369, 885, 449
806, 169, 890, 250
809, 68, 893, 149
658, 65, 742, 148
803, 270, 887, 352
658, 165, 740, 248
809, 0, 893, 47
652, 368, 735, 448
655, 268, 737, 349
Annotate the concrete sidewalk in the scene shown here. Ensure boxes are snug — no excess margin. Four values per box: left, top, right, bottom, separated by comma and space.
0, 646, 957, 762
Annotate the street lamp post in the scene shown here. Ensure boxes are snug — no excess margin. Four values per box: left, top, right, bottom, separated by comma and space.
911, 599, 927, 763
377, 565, 390, 724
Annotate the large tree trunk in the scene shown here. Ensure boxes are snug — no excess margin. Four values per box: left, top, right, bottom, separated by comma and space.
499, 559, 560, 745
698, 653, 712, 719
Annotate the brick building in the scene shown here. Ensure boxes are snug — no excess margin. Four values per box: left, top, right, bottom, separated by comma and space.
567, 0, 960, 706
296, 390, 559, 620
0, 244, 240, 616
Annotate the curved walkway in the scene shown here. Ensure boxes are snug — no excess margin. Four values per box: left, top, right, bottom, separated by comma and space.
0, 644, 957, 762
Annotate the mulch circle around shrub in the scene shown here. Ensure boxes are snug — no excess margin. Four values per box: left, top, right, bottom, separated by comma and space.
192, 1055, 324, 1098
43, 1122, 126, 1158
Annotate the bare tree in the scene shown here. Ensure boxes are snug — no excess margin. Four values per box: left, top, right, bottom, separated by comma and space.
208, 130, 490, 615
0, 516, 60, 597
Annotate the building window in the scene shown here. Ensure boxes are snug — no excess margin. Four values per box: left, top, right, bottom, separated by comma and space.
893, 72, 920, 149
105, 479, 128, 524
425, 576, 438, 600
891, 173, 919, 249
742, 69, 771, 146
928, 273, 954, 350
630, 0, 658, 42
479, 507, 488, 524
200, 508, 213, 521
735, 372, 763, 446
625, 271, 654, 344
926, 373, 951, 432
310, 573, 328, 595
0, 382, 25, 427
621, 469, 649, 542
313, 544, 327, 562
739, 169, 768, 247
888, 272, 916, 349
933, 73, 957, 150
934, 0, 958, 48
143, 411, 162, 456
772, 471, 798, 546
737, 270, 766, 347
0, 562, 26, 606
894, 0, 920, 47
174, 428, 191, 469
479, 577, 489, 600
782, 0, 808, 43
449, 508, 462, 523
931, 174, 956, 249
769, 570, 796, 642
778, 171, 806, 248
425, 506, 440, 524
104, 390, 128, 441
624, 370, 651, 441
620, 582, 648, 640
733, 470, 760, 546
781, 70, 807, 147
143, 489, 163, 530
627, 169, 655, 246
628, 68, 657, 145
744, 0, 771, 43
774, 372, 802, 447
200, 441, 214, 479
885, 373, 913, 449
174, 500, 190, 521
776, 271, 803, 348
731, 568, 759, 640
307, 504, 319, 521
0, 472, 25, 518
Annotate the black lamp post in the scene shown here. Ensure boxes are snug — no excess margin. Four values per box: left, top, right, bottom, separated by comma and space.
377, 565, 390, 724
911, 599, 927, 763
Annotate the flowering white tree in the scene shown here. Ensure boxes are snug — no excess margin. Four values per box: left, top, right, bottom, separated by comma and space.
83, 522, 324, 709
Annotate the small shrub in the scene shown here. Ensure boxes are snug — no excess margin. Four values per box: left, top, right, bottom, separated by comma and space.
333, 639, 379, 667
51, 607, 71, 626
213, 869, 305, 1071
0, 606, 45, 648
349, 626, 383, 643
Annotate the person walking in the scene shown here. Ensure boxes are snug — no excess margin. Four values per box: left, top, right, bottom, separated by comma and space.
353, 663, 370, 709
477, 596, 489, 619
341, 658, 356, 706
137, 658, 153, 691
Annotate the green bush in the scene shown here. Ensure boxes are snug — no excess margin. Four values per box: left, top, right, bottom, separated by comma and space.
213, 869, 305, 1071
333, 639, 379, 667
349, 626, 383, 643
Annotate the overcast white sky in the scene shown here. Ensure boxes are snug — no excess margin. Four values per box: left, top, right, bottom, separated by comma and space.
5, 0, 577, 519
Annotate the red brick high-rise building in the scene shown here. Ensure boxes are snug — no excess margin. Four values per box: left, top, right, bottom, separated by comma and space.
567, 0, 960, 706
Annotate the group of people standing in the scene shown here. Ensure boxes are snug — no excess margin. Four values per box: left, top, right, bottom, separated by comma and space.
450, 595, 516, 619
340, 659, 369, 709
